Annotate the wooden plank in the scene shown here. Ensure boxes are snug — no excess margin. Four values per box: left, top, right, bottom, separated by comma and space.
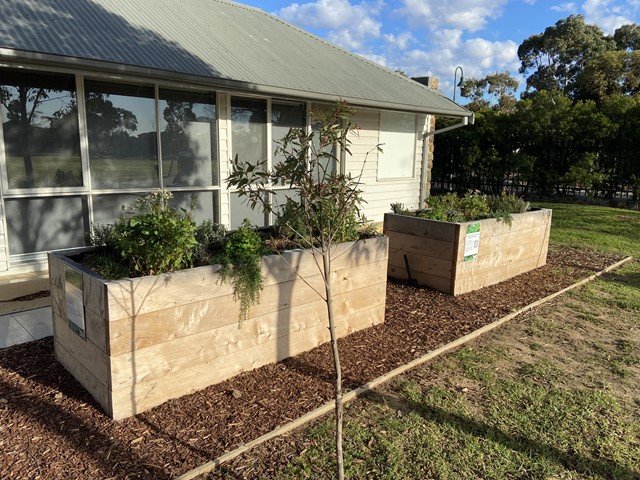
385, 230, 454, 261
110, 304, 383, 418
85, 308, 108, 354
455, 239, 549, 274
109, 282, 386, 388
460, 209, 552, 240
453, 255, 544, 295
83, 273, 106, 319
47, 253, 65, 290
383, 213, 457, 242
107, 259, 387, 354
387, 251, 453, 280
54, 341, 112, 417
52, 313, 111, 390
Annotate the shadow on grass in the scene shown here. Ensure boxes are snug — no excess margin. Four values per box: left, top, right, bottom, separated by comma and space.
365, 390, 639, 480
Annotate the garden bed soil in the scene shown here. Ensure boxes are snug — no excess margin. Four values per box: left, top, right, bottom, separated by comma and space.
0, 246, 624, 480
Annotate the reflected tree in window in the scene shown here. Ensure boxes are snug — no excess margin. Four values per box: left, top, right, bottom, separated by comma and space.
0, 71, 82, 188
160, 91, 217, 187
85, 81, 156, 189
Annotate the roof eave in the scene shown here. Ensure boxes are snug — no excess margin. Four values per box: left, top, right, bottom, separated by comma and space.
0, 48, 472, 118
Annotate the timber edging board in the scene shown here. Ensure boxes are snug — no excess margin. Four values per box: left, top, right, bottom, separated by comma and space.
383, 208, 552, 295
48, 236, 389, 419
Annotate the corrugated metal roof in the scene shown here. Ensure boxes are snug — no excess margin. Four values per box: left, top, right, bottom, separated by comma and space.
0, 0, 470, 117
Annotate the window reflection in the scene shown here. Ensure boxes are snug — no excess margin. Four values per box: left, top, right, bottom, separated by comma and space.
230, 98, 267, 227
159, 89, 217, 187
85, 81, 158, 189
5, 196, 88, 254
272, 101, 305, 167
1, 70, 82, 189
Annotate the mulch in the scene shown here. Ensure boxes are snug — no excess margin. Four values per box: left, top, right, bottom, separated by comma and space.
0, 246, 624, 480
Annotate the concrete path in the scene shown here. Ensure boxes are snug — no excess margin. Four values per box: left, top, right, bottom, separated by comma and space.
0, 307, 53, 349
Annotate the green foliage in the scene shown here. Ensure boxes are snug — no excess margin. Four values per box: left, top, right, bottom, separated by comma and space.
487, 192, 530, 225
113, 190, 198, 275
194, 220, 227, 265
219, 219, 264, 324
413, 192, 528, 223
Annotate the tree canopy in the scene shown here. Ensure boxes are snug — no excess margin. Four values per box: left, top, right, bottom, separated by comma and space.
436, 15, 640, 201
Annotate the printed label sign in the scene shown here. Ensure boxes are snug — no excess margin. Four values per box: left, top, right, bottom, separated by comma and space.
463, 223, 481, 262
64, 265, 86, 339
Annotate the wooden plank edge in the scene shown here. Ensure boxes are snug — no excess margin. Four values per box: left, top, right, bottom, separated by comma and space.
173, 255, 633, 480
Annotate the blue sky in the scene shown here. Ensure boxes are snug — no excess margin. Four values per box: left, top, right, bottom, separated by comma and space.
240, 0, 640, 101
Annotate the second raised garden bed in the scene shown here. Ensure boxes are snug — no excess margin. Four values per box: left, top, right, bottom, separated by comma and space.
383, 209, 552, 295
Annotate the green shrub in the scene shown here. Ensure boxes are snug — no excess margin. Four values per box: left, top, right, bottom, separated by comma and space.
114, 190, 198, 275
412, 191, 531, 223
195, 220, 227, 265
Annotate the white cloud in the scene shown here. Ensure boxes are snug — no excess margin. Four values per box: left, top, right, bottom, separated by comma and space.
392, 34, 519, 96
277, 0, 382, 49
383, 31, 415, 50
582, 0, 635, 33
398, 0, 509, 33
551, 2, 578, 12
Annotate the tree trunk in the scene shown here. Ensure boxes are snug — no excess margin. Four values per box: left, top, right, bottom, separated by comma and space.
322, 247, 344, 480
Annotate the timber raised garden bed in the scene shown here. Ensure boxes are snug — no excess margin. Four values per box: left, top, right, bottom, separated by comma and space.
383, 209, 552, 295
48, 237, 388, 420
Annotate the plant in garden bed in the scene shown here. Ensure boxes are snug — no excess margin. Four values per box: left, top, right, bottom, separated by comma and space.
218, 219, 265, 323
391, 191, 530, 225
86, 190, 199, 278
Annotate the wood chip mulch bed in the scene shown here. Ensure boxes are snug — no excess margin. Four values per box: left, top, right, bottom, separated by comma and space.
0, 246, 623, 480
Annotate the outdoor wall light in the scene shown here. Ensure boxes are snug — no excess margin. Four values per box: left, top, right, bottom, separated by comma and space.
453, 66, 466, 102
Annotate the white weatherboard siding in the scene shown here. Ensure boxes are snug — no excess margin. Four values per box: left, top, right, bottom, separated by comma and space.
344, 107, 425, 223
0, 203, 8, 272
218, 92, 232, 228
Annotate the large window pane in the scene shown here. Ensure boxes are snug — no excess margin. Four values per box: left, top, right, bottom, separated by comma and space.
378, 111, 416, 179
169, 191, 219, 225
5, 196, 88, 254
230, 98, 267, 228
231, 97, 266, 168
159, 89, 218, 187
230, 192, 266, 229
85, 81, 158, 189
91, 193, 139, 226
1, 70, 82, 189
272, 101, 305, 167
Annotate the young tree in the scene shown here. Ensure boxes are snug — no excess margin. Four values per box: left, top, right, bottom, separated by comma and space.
227, 101, 374, 479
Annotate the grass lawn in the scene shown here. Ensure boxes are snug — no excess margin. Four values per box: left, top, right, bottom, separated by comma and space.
243, 203, 640, 479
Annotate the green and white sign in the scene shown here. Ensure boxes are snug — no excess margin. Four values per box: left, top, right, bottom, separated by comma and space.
463, 223, 481, 262
64, 265, 86, 339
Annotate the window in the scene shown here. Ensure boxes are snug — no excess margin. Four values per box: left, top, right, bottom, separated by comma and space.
230, 97, 267, 227
159, 89, 217, 187
1, 70, 82, 189
229, 98, 306, 228
85, 81, 158, 189
5, 196, 88, 254
378, 111, 417, 179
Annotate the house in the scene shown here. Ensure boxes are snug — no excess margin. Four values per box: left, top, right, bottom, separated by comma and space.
0, 0, 471, 277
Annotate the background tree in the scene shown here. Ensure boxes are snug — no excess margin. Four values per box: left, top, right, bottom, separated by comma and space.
460, 72, 519, 112
518, 15, 615, 95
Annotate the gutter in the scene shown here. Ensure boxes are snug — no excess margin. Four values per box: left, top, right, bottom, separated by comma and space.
419, 113, 475, 205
